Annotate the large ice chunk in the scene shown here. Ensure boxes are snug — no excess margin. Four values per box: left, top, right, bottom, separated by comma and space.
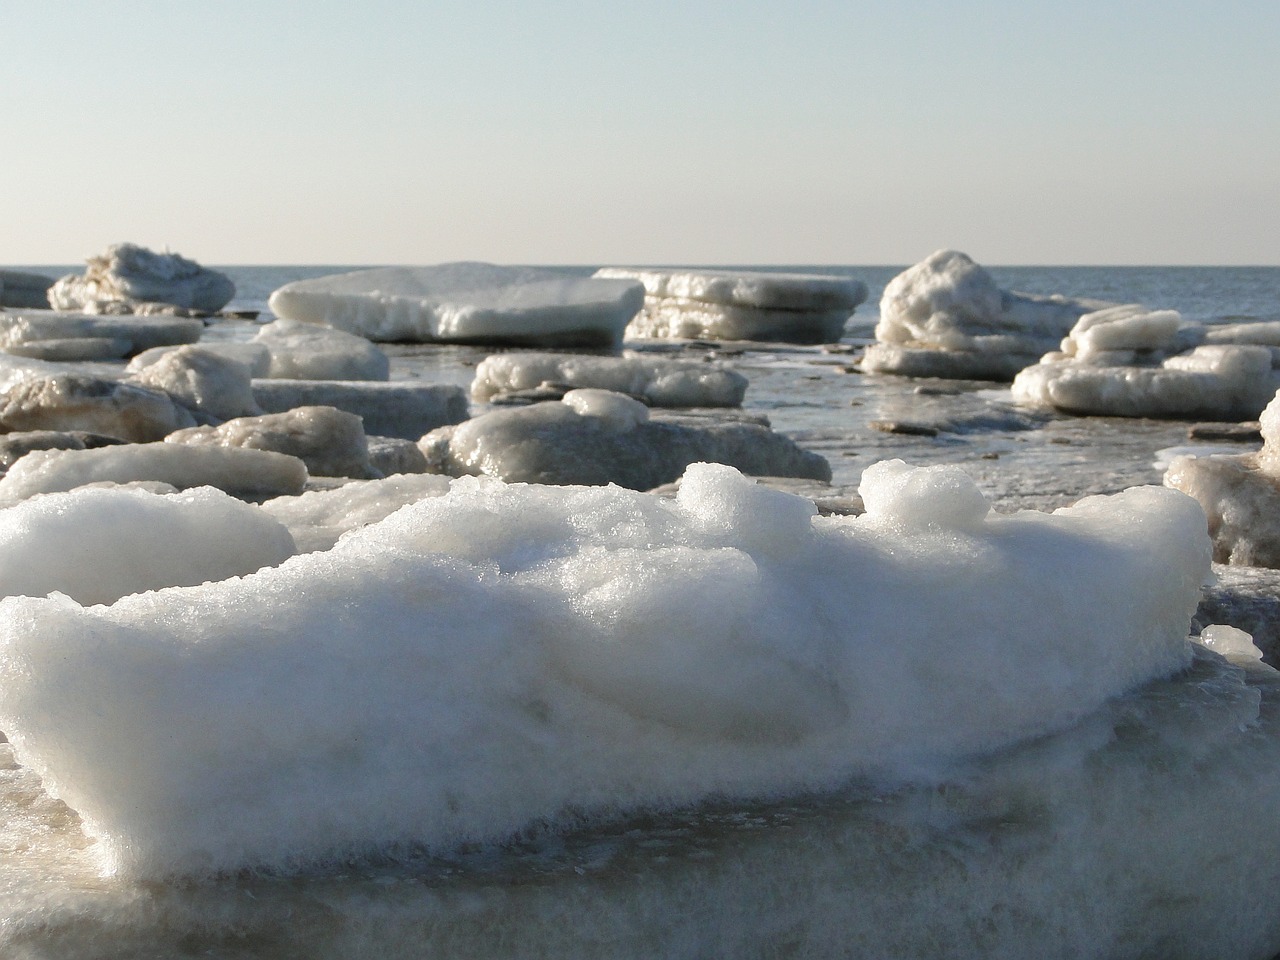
421, 391, 830, 487
595, 267, 868, 344
251, 319, 390, 381
0, 374, 197, 442
48, 243, 235, 314
0, 462, 1210, 879
863, 250, 1110, 380
0, 486, 294, 604
267, 263, 644, 348
127, 344, 263, 422
470, 351, 748, 407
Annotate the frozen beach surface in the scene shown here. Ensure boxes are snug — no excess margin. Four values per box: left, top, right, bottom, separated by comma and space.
596, 267, 867, 343
0, 269, 54, 309
48, 243, 235, 314
421, 390, 831, 487
0, 461, 1212, 880
0, 443, 308, 503
0, 486, 294, 605
863, 250, 1110, 380
1164, 389, 1280, 566
252, 379, 469, 440
0, 310, 203, 357
167, 406, 380, 480
1013, 305, 1280, 420
252, 318, 390, 381
268, 263, 644, 348
470, 350, 748, 407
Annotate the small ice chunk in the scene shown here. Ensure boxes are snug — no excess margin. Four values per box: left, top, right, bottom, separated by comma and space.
859, 459, 991, 531
1197, 624, 1264, 661
0, 374, 197, 442
268, 263, 644, 348
561, 389, 648, 430
252, 319, 390, 381
127, 344, 262, 421
129, 342, 272, 379
0, 486, 294, 604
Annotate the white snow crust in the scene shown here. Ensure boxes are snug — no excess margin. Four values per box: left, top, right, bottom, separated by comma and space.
267, 263, 644, 347
0, 461, 1209, 878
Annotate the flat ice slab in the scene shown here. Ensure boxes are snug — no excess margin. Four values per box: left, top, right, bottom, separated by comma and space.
595, 267, 868, 344
251, 379, 469, 440
0, 269, 54, 308
267, 263, 645, 348
0, 310, 204, 356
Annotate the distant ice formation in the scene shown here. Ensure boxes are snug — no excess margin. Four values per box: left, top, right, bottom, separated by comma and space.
421, 389, 831, 487
267, 263, 644, 348
0, 461, 1210, 878
862, 250, 1110, 380
470, 351, 748, 407
48, 243, 235, 315
1013, 305, 1280, 420
595, 267, 868, 343
1165, 388, 1280, 566
0, 270, 55, 309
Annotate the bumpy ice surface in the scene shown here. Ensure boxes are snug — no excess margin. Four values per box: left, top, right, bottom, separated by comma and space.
0, 461, 1209, 878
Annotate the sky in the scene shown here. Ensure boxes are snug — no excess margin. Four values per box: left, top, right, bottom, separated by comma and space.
2, 0, 1277, 266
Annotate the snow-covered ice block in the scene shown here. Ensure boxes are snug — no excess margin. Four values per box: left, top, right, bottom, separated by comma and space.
252, 318, 390, 381
470, 351, 748, 407
260, 472, 451, 553
167, 406, 378, 480
421, 390, 830, 488
594, 267, 868, 312
127, 344, 263, 422
0, 269, 54, 309
0, 460, 1212, 880
0, 374, 197, 442
267, 263, 644, 348
0, 444, 308, 503
1164, 388, 1280, 567
48, 243, 235, 314
0, 486, 294, 605
863, 250, 1110, 380
128, 342, 272, 378
0, 310, 203, 356
251, 379, 469, 440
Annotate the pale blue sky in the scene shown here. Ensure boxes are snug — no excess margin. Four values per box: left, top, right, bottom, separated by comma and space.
2, 0, 1277, 265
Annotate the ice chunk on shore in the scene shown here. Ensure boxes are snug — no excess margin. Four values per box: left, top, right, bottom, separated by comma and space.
0, 311, 204, 356
421, 391, 830, 487
0, 374, 197, 442
471, 351, 748, 407
0, 486, 294, 604
0, 444, 308, 503
0, 461, 1209, 878
252, 319, 390, 381
48, 243, 235, 314
268, 263, 644, 348
1164, 388, 1280, 566
863, 250, 1110, 380
127, 344, 263, 422
595, 267, 868, 344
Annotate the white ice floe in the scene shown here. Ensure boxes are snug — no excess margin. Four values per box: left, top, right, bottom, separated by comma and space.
862, 250, 1111, 380
595, 267, 868, 344
470, 351, 748, 407
251, 319, 390, 381
1164, 388, 1280, 566
421, 390, 830, 488
167, 406, 379, 480
48, 243, 235, 314
0, 310, 204, 357
0, 444, 308, 503
252, 379, 469, 440
1013, 305, 1280, 420
0, 374, 197, 442
0, 461, 1210, 879
268, 263, 644, 348
0, 486, 294, 605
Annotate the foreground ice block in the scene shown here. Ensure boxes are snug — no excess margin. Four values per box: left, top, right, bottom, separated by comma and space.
48, 243, 235, 314
0, 461, 1212, 881
268, 263, 645, 347
470, 351, 748, 407
595, 267, 868, 344
863, 250, 1110, 380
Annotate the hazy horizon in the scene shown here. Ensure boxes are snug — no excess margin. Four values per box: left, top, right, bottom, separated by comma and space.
4, 1, 1277, 267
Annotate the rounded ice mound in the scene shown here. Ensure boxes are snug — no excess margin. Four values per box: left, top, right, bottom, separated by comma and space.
859, 459, 991, 531
0, 486, 295, 605
561, 388, 649, 430
677, 461, 816, 554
